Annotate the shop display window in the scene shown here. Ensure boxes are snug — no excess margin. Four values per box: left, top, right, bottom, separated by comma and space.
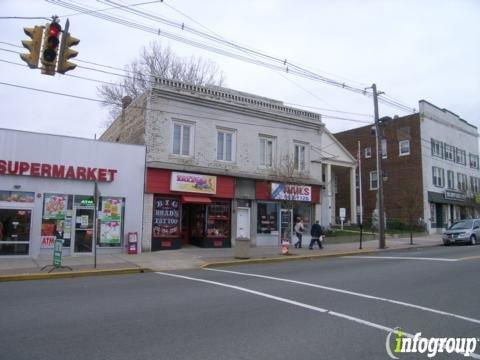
206, 202, 230, 238
293, 204, 312, 233
98, 197, 125, 247
257, 202, 279, 234
152, 197, 180, 238
41, 194, 125, 249
41, 193, 72, 248
0, 209, 31, 255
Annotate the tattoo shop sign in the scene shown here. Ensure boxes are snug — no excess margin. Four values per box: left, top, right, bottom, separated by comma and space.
271, 183, 311, 202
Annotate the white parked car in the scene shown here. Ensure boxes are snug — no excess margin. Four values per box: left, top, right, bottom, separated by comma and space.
442, 219, 480, 246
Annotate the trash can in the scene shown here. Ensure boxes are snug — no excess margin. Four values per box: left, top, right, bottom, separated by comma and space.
234, 237, 250, 259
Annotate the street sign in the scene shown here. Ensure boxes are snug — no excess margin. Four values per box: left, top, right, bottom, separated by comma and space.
53, 238, 63, 267
339, 208, 346, 230
41, 237, 72, 273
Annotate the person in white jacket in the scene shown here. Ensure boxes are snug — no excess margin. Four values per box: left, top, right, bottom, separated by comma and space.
294, 218, 304, 248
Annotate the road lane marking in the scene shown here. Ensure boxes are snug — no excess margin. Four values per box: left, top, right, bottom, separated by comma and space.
458, 255, 480, 261
155, 271, 480, 359
342, 256, 459, 262
206, 268, 480, 326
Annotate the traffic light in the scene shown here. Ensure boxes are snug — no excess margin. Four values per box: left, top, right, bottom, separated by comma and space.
57, 32, 79, 74
19, 26, 43, 69
41, 21, 62, 76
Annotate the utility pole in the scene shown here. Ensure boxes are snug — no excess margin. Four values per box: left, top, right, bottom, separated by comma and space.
372, 84, 386, 249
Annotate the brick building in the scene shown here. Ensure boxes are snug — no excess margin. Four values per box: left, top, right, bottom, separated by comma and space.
335, 100, 480, 234
100, 77, 357, 251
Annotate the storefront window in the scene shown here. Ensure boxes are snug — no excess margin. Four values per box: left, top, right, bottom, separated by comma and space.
0, 209, 31, 255
206, 201, 230, 238
98, 197, 124, 247
152, 197, 180, 238
293, 203, 312, 234
257, 202, 279, 234
41, 193, 72, 248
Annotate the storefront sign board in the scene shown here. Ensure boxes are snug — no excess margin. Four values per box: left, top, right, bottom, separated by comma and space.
0, 190, 35, 202
170, 172, 217, 194
271, 183, 311, 202
153, 198, 180, 237
0, 160, 117, 182
444, 190, 466, 202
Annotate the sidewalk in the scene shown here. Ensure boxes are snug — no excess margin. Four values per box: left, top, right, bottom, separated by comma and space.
0, 234, 443, 281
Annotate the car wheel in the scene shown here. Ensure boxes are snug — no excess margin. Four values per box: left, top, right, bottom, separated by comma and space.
470, 235, 476, 245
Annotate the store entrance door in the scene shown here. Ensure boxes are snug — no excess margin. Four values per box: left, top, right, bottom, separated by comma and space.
236, 207, 250, 239
72, 207, 94, 254
280, 209, 293, 245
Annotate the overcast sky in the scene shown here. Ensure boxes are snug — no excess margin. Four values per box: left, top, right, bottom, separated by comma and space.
1, 0, 479, 139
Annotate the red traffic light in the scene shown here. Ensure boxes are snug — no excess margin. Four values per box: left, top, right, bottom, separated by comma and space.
48, 22, 61, 37
41, 21, 62, 74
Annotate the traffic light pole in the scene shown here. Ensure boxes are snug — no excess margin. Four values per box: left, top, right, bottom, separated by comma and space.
372, 84, 386, 249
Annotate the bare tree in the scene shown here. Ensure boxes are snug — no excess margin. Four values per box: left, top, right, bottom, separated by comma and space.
98, 41, 225, 123
271, 152, 311, 244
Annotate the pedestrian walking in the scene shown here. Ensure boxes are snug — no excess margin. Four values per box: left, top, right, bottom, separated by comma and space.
294, 218, 304, 248
309, 220, 324, 249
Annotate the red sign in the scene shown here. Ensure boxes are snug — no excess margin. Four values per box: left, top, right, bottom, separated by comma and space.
0, 160, 117, 182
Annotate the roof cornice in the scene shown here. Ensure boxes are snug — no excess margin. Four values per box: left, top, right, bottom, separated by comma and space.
150, 77, 324, 131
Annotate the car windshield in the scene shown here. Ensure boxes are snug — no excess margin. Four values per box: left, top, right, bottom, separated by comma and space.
449, 220, 473, 230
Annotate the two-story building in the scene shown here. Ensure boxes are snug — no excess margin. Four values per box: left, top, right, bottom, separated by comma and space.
335, 100, 480, 234
101, 78, 357, 250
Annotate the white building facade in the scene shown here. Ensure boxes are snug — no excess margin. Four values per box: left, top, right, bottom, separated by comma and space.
420, 100, 480, 233
101, 78, 356, 250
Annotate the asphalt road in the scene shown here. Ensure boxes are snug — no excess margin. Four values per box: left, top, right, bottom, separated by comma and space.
1, 245, 479, 360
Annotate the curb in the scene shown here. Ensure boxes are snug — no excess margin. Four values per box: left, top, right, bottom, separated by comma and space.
201, 243, 443, 268
0, 267, 151, 282
201, 249, 377, 268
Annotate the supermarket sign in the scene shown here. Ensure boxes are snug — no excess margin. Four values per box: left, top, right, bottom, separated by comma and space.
271, 183, 311, 202
0, 160, 117, 182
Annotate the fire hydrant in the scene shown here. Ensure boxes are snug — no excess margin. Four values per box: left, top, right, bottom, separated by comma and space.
281, 240, 290, 255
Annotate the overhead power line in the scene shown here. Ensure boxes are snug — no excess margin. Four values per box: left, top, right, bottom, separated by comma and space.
0, 80, 329, 132
0, 76, 370, 125
47, 0, 416, 114
0, 49, 373, 122
0, 16, 52, 20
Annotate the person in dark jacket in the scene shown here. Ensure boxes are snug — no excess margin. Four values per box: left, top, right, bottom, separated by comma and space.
309, 220, 323, 249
